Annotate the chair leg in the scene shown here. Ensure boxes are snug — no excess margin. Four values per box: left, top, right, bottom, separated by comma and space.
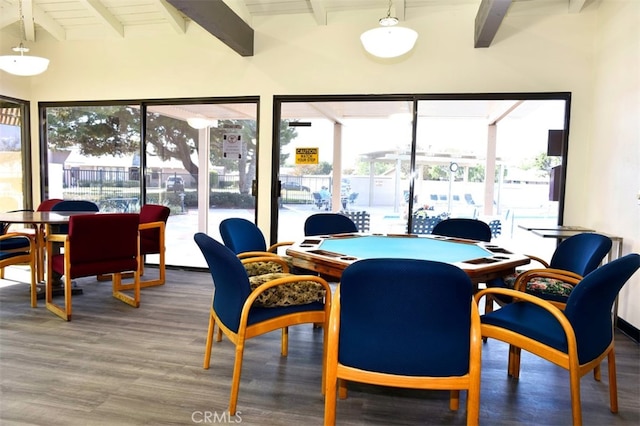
229, 339, 246, 416
593, 364, 601, 381
323, 365, 338, 426
29, 257, 37, 308
281, 326, 289, 356
508, 345, 521, 378
203, 313, 215, 369
449, 389, 460, 411
568, 360, 583, 425
608, 348, 619, 413
338, 379, 348, 399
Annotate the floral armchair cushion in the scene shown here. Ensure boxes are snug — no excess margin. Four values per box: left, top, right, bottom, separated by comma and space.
504, 272, 574, 299
248, 272, 326, 307
242, 255, 297, 277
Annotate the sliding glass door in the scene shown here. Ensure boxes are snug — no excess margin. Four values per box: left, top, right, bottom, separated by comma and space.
273, 94, 569, 259
42, 98, 259, 269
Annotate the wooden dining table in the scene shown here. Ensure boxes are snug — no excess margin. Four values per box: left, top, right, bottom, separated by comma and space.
0, 210, 100, 283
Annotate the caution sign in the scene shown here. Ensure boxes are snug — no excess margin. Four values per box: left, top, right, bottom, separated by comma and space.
295, 147, 319, 165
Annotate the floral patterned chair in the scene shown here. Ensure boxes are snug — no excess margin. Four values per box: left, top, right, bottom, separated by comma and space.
485, 232, 612, 312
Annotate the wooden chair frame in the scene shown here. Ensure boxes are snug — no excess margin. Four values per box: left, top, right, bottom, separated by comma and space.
202, 255, 332, 416
324, 286, 482, 426
476, 287, 618, 426
97, 220, 166, 288
0, 232, 37, 307
45, 228, 141, 321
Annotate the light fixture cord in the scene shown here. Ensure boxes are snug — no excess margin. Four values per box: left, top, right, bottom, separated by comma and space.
386, 0, 393, 19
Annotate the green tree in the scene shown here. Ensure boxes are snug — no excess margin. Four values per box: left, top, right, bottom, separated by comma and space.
46, 107, 297, 194
522, 152, 561, 178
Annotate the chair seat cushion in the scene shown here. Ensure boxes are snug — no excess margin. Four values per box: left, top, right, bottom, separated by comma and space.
504, 272, 574, 300
248, 273, 326, 307
243, 255, 295, 277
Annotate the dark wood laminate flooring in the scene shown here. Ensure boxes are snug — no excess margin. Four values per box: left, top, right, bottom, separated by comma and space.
1, 268, 638, 426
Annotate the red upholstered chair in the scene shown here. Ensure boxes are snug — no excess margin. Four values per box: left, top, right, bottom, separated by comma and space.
97, 204, 169, 288
36, 199, 63, 212
45, 213, 141, 321
138, 204, 170, 287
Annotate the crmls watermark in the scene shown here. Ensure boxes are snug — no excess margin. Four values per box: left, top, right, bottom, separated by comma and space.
191, 411, 242, 424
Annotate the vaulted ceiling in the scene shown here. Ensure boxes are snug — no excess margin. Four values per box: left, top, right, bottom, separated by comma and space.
0, 0, 590, 56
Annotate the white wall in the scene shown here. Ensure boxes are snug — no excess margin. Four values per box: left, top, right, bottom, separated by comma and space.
1, 0, 638, 327
589, 0, 640, 326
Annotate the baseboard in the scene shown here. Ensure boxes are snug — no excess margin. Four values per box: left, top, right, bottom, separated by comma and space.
617, 317, 639, 343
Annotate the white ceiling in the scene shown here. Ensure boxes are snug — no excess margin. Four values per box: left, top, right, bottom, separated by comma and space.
0, 0, 588, 44
0, 1, 576, 122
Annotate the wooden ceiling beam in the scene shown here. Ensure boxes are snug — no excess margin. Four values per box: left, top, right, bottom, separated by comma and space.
309, 0, 327, 25
81, 0, 125, 38
474, 0, 513, 48
167, 0, 254, 56
568, 0, 587, 13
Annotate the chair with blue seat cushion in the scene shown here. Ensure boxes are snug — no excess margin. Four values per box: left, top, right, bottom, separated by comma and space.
194, 232, 331, 415
0, 231, 37, 307
432, 218, 492, 242
304, 213, 358, 236
476, 253, 640, 426
219, 217, 294, 276
50, 200, 99, 234
324, 258, 481, 425
485, 232, 612, 312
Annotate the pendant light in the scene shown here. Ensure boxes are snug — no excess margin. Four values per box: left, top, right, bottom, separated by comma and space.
360, 0, 418, 58
0, 0, 50, 77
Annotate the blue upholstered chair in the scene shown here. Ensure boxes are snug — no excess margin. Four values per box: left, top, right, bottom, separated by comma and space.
46, 213, 141, 321
0, 230, 37, 307
324, 258, 481, 425
476, 253, 639, 426
485, 233, 612, 312
194, 232, 331, 415
219, 217, 294, 276
50, 200, 99, 234
304, 213, 358, 236
432, 218, 492, 242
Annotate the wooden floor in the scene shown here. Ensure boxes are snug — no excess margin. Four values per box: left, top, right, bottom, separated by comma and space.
1, 267, 638, 426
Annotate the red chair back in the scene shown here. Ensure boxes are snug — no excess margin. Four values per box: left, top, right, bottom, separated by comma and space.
139, 204, 170, 255
51, 213, 140, 279
36, 199, 64, 212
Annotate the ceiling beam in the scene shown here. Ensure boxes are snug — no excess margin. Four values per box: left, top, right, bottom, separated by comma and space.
22, 0, 36, 42
157, 0, 186, 34
33, 5, 66, 41
568, 0, 587, 13
81, 0, 124, 38
474, 0, 513, 48
166, 0, 254, 57
395, 0, 406, 21
309, 0, 327, 25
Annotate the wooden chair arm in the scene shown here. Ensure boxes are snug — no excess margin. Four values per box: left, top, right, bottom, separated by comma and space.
237, 251, 279, 259
267, 241, 295, 253
241, 255, 290, 273
139, 221, 165, 231
513, 268, 582, 292
475, 287, 577, 341
241, 274, 332, 320
45, 234, 67, 243
0, 231, 34, 241
525, 254, 550, 268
